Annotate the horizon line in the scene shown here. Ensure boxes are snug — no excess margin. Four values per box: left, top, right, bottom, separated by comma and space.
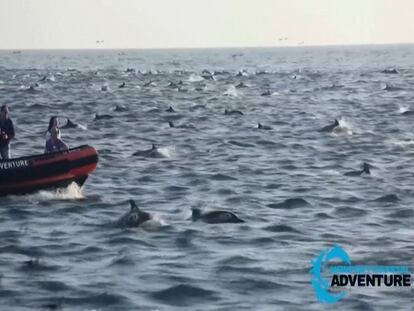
1, 42, 413, 52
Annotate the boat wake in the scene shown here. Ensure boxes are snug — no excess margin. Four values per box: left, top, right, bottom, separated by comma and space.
36, 183, 84, 200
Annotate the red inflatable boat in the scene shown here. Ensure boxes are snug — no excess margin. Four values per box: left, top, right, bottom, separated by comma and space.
0, 145, 98, 196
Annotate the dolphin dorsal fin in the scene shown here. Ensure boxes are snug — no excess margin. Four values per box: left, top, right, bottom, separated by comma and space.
362, 162, 371, 174
151, 144, 157, 150
258, 123, 262, 128
334, 119, 339, 126
191, 208, 202, 221
129, 199, 140, 211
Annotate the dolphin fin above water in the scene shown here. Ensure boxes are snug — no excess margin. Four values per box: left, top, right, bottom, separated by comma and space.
191, 207, 244, 224
129, 199, 140, 211
60, 118, 78, 129
258, 123, 271, 130
117, 199, 151, 228
132, 144, 163, 158
344, 162, 371, 176
319, 119, 340, 132
224, 109, 243, 115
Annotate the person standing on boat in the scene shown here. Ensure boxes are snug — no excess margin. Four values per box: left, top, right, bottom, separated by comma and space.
45, 116, 59, 137
0, 104, 15, 159
44, 127, 69, 153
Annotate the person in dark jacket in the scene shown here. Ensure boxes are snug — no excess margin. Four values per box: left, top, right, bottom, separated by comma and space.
0, 105, 15, 159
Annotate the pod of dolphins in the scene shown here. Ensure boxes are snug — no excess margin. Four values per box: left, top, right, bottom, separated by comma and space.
117, 199, 244, 228
49, 65, 410, 231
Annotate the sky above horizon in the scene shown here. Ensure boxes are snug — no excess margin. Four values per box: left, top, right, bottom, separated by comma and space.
0, 0, 413, 49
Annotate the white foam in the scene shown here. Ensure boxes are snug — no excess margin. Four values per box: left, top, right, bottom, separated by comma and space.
398, 105, 410, 114
332, 118, 354, 136
386, 139, 414, 148
143, 213, 169, 229
157, 146, 174, 158
35, 182, 84, 200
77, 123, 87, 130
223, 85, 238, 97
188, 74, 204, 82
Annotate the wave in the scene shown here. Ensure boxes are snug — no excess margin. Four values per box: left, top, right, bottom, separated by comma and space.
372, 194, 400, 203
34, 183, 84, 201
151, 284, 217, 306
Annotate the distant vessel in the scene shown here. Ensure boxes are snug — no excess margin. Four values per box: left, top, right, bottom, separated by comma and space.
12, 50, 22, 54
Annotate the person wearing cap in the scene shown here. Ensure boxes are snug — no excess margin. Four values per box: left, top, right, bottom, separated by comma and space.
44, 126, 69, 153
0, 104, 15, 159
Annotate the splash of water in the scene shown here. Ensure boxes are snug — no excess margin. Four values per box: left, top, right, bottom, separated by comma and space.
188, 74, 203, 82
77, 123, 87, 130
36, 182, 84, 200
223, 85, 238, 97
157, 146, 175, 158
398, 105, 409, 113
333, 118, 354, 136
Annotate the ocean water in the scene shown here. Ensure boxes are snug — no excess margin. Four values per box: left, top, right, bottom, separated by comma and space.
0, 45, 413, 310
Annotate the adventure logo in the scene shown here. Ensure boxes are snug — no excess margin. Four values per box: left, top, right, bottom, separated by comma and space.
310, 245, 411, 303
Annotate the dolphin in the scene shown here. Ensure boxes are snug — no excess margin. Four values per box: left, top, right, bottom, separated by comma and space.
27, 84, 39, 91
258, 123, 272, 130
224, 109, 243, 116
143, 80, 154, 87
401, 110, 414, 116
168, 121, 195, 129
261, 91, 271, 96
168, 81, 183, 88
319, 119, 340, 132
165, 106, 175, 113
94, 113, 114, 121
202, 74, 215, 81
235, 82, 248, 89
118, 82, 126, 88
381, 68, 398, 74
117, 199, 151, 228
132, 144, 163, 158
113, 105, 128, 112
101, 86, 108, 91
344, 162, 371, 176
46, 116, 78, 132
191, 208, 244, 224
60, 118, 78, 129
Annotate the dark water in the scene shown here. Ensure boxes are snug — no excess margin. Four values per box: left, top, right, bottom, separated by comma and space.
0, 45, 413, 310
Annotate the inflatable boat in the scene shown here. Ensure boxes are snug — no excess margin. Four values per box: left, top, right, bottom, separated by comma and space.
0, 145, 98, 196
